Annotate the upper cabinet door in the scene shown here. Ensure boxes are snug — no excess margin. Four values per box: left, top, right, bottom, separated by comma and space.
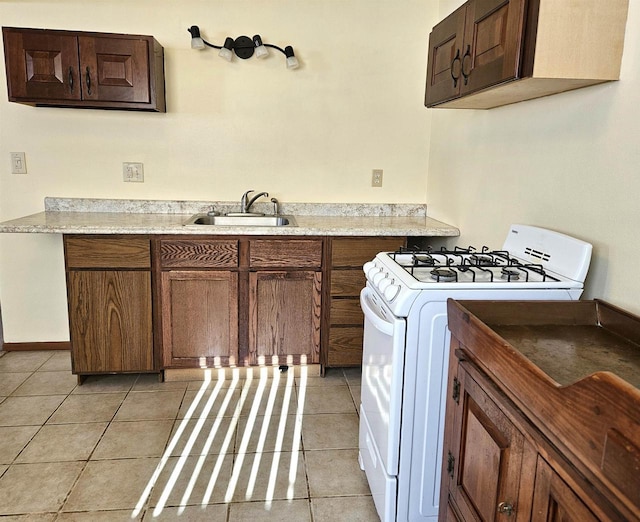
460, 0, 527, 96
425, 5, 466, 107
78, 36, 150, 104
3, 29, 81, 101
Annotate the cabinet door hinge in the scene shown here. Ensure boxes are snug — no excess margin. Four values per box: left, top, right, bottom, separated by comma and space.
452, 377, 460, 404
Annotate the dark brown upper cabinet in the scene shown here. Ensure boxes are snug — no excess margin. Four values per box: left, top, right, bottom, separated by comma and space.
425, 0, 629, 109
2, 27, 165, 112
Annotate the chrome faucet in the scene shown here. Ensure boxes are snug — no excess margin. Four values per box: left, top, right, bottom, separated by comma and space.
240, 190, 269, 213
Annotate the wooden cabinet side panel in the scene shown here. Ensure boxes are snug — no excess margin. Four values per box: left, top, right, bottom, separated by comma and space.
249, 271, 322, 364
161, 271, 238, 365
65, 236, 150, 268
68, 270, 153, 373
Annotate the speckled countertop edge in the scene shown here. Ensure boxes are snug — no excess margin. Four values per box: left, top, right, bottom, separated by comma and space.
0, 198, 460, 237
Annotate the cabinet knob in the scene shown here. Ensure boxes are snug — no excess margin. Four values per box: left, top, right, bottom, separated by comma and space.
497, 501, 514, 516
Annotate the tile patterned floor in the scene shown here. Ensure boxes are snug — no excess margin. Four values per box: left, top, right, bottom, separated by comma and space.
0, 351, 378, 521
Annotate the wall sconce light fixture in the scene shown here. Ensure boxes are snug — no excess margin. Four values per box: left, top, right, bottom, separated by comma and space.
188, 26, 299, 70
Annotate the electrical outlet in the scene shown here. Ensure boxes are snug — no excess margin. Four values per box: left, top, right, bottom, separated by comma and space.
123, 162, 144, 182
372, 169, 383, 187
10, 152, 27, 174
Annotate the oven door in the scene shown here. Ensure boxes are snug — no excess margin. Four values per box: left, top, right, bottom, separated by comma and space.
359, 285, 407, 476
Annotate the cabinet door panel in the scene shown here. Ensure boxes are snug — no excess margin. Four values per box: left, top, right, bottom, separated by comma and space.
249, 271, 322, 365
162, 271, 238, 366
330, 299, 363, 326
78, 36, 149, 103
425, 5, 466, 106
330, 269, 366, 296
331, 237, 405, 267
461, 0, 526, 95
3, 29, 80, 101
531, 457, 599, 522
68, 270, 153, 373
452, 367, 526, 521
327, 327, 363, 366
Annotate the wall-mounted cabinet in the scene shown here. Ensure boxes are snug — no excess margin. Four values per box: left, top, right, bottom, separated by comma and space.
2, 26, 165, 111
425, 0, 629, 109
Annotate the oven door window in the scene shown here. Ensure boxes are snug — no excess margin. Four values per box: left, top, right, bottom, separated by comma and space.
360, 286, 407, 476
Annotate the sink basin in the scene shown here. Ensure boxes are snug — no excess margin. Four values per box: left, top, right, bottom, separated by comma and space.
183, 213, 297, 227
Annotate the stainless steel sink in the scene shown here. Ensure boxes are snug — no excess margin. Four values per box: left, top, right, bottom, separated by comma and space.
183, 213, 297, 227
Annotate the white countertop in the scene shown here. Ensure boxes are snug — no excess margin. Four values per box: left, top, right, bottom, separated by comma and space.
0, 198, 460, 237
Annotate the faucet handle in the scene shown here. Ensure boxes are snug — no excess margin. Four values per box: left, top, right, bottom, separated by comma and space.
270, 197, 279, 216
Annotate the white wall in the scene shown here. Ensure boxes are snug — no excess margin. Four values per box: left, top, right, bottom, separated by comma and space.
428, 0, 640, 314
0, 1, 439, 342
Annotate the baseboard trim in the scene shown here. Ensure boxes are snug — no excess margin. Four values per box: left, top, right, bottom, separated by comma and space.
2, 341, 71, 352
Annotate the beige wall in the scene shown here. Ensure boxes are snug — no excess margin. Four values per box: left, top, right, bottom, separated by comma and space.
428, 0, 640, 315
0, 1, 439, 342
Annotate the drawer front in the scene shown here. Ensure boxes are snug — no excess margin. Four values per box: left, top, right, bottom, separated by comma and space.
160, 240, 238, 268
65, 237, 150, 269
331, 269, 366, 296
331, 237, 405, 267
249, 239, 322, 268
330, 299, 364, 326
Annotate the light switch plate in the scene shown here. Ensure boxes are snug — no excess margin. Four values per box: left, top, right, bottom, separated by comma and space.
10, 152, 27, 174
123, 162, 144, 182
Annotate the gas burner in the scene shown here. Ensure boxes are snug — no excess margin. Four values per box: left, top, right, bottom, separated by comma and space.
413, 254, 436, 267
469, 253, 494, 265
501, 267, 521, 281
431, 267, 457, 282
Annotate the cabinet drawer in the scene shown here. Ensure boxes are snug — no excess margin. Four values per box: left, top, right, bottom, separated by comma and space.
65, 237, 150, 269
331, 237, 405, 267
331, 270, 366, 296
330, 299, 364, 326
160, 240, 238, 268
249, 239, 322, 268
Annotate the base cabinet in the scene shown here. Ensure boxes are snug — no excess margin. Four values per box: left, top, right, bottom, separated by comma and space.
64, 236, 154, 376
327, 237, 406, 366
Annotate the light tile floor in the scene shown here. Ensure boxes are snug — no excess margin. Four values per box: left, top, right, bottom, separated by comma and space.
0, 351, 379, 521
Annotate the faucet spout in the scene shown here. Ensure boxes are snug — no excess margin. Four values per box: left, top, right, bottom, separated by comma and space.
240, 190, 269, 213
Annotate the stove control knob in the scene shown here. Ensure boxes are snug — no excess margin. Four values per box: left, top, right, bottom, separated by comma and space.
363, 261, 376, 274
366, 265, 381, 279
383, 283, 401, 302
378, 277, 392, 292
372, 270, 387, 285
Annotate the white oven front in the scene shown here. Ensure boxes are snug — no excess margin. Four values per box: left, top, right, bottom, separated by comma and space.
359, 285, 406, 521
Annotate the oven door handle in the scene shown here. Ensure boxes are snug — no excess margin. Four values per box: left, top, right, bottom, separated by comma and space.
360, 288, 394, 336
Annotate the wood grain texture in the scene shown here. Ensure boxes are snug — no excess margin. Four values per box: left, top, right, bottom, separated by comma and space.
160, 240, 238, 268
330, 270, 366, 296
249, 239, 322, 268
447, 299, 640, 521
327, 327, 364, 366
329, 299, 363, 326
65, 236, 150, 268
161, 270, 238, 367
248, 270, 322, 365
67, 270, 153, 373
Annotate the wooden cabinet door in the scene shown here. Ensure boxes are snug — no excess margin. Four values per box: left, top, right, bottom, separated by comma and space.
249, 271, 322, 365
425, 5, 466, 106
3, 28, 81, 101
68, 270, 153, 373
78, 35, 150, 103
531, 457, 599, 522
460, 0, 526, 96
161, 271, 238, 368
449, 364, 527, 521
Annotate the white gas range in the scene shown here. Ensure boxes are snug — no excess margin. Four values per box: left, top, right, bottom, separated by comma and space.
357, 224, 593, 522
